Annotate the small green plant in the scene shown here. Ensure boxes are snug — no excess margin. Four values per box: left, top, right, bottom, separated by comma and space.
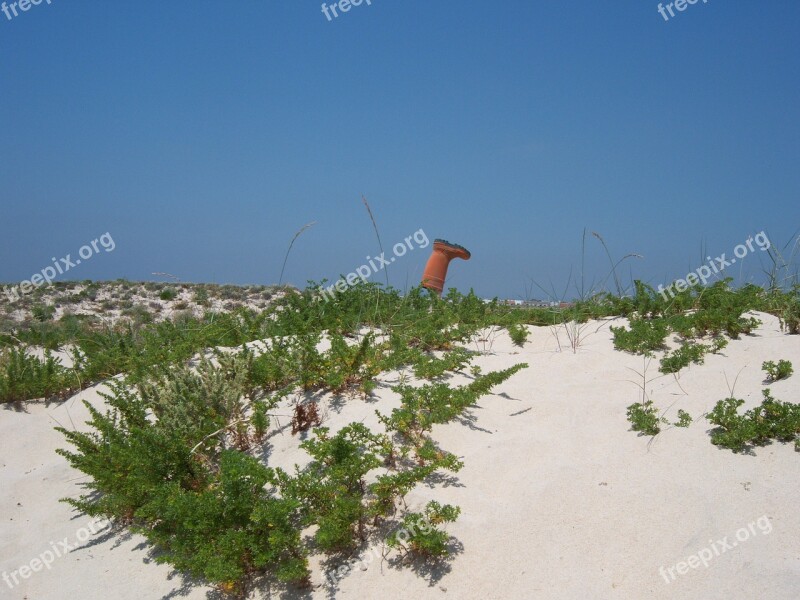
31, 304, 56, 322
506, 323, 529, 347
611, 319, 669, 356
411, 347, 473, 380
0, 348, 79, 403
659, 338, 726, 374
322, 332, 382, 395
608, 281, 765, 374
626, 401, 665, 436
674, 409, 692, 428
380, 364, 528, 441
386, 501, 461, 558
762, 360, 793, 382
277, 424, 387, 552
159, 288, 178, 301
778, 300, 800, 334
707, 389, 800, 452
193, 287, 211, 307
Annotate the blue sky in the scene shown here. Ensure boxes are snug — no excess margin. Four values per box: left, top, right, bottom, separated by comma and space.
1, 1, 798, 300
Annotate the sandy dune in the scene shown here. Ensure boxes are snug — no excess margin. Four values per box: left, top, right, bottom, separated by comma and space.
2, 312, 798, 599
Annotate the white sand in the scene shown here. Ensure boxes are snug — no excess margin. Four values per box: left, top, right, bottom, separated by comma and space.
2, 311, 799, 599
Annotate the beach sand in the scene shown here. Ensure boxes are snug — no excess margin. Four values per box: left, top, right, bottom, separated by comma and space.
2, 311, 798, 599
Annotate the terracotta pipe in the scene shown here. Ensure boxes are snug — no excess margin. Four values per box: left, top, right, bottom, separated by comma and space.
421, 239, 471, 296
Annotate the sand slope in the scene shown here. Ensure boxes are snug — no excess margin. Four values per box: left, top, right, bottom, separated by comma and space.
2, 312, 798, 599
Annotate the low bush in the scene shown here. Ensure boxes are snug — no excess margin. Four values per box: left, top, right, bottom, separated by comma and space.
379, 363, 528, 442
674, 409, 693, 428
626, 401, 664, 436
386, 501, 461, 558
0, 348, 79, 403
659, 338, 727, 374
56, 361, 310, 594
611, 319, 669, 356
506, 323, 529, 347
32, 304, 56, 322
762, 359, 793, 382
707, 389, 800, 452
611, 280, 761, 374
56, 324, 528, 596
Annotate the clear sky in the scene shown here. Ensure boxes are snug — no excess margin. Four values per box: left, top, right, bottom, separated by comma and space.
1, 1, 798, 300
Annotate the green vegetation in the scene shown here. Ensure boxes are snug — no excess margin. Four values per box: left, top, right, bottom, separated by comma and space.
386, 501, 461, 558
5, 278, 794, 403
674, 409, 693, 428
506, 323, 529, 347
50, 283, 529, 596
659, 338, 728, 374
610, 280, 770, 374
762, 359, 793, 382
610, 318, 669, 356
707, 389, 800, 452
626, 401, 665, 436
193, 286, 210, 306
779, 301, 800, 334
379, 364, 528, 442
0, 274, 795, 593
31, 303, 56, 322
0, 347, 79, 404
159, 288, 178, 301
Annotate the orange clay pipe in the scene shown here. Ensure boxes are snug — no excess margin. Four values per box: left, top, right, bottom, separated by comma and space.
421, 239, 471, 296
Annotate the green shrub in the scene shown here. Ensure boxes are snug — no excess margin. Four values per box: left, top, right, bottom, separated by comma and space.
135, 451, 308, 594
159, 288, 178, 301
0, 348, 78, 403
626, 401, 664, 436
659, 338, 727, 374
689, 281, 762, 338
323, 332, 382, 395
762, 360, 793, 382
54, 324, 518, 593
193, 287, 211, 307
779, 300, 800, 334
411, 347, 473, 381
380, 363, 528, 441
674, 409, 692, 427
609, 281, 762, 374
386, 501, 461, 558
121, 304, 153, 325
277, 424, 386, 552
660, 341, 705, 374
31, 304, 56, 322
56, 361, 309, 594
611, 319, 669, 356
506, 323, 529, 347
707, 389, 800, 452
245, 341, 296, 394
